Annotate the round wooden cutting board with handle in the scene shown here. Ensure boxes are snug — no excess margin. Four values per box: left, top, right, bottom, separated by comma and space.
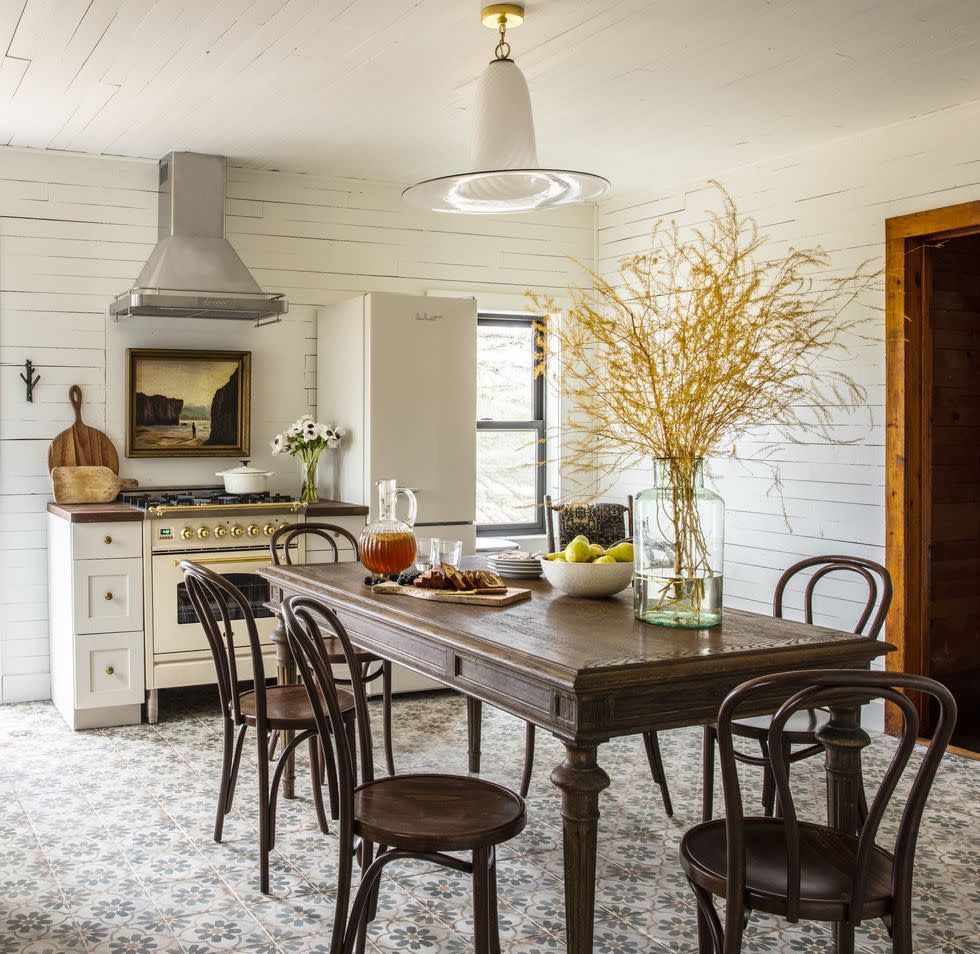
47, 385, 120, 473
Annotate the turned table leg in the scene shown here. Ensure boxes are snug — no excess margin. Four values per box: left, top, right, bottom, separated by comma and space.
818, 701, 870, 952
551, 741, 610, 954
467, 697, 483, 773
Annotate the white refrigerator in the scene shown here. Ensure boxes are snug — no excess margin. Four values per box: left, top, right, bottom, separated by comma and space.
317, 293, 478, 692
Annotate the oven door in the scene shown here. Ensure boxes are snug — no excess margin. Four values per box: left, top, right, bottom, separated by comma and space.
153, 552, 280, 657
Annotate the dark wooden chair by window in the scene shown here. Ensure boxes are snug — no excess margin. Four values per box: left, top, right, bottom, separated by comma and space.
182, 562, 354, 895
701, 556, 893, 822
283, 593, 526, 954
543, 493, 634, 552
269, 522, 396, 777
520, 494, 670, 812
681, 669, 956, 953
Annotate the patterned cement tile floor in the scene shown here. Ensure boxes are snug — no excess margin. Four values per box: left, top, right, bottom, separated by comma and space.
1, 689, 979, 953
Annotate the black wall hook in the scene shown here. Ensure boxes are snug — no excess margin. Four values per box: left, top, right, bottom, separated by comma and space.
20, 359, 40, 403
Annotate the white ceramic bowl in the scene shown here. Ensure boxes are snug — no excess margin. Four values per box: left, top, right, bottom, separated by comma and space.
540, 558, 634, 598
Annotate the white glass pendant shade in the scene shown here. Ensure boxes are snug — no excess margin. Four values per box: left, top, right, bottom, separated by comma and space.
403, 58, 609, 214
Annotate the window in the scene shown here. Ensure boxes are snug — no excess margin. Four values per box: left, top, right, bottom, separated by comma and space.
476, 314, 546, 535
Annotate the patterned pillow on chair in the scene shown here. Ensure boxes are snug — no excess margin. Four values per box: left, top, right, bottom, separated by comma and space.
558, 503, 629, 550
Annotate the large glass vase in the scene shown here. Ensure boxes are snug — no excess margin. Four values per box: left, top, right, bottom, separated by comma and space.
634, 458, 724, 628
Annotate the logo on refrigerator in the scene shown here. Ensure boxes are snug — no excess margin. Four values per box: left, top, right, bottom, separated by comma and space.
415, 312, 441, 322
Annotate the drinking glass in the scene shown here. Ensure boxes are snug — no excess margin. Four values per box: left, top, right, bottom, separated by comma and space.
414, 537, 435, 572
431, 539, 463, 568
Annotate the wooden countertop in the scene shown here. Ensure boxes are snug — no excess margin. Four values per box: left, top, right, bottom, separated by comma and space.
304, 499, 369, 517
47, 501, 145, 523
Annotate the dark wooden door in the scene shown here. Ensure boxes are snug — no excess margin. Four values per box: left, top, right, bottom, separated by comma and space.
926, 235, 980, 749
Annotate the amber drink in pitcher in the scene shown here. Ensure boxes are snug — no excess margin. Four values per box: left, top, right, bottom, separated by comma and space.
360, 478, 418, 576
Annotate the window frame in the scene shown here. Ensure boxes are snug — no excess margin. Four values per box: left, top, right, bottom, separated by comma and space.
476, 313, 547, 537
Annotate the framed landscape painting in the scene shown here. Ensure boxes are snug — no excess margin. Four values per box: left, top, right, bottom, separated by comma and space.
126, 349, 251, 458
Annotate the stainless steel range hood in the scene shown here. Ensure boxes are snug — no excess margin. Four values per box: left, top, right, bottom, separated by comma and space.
110, 152, 286, 324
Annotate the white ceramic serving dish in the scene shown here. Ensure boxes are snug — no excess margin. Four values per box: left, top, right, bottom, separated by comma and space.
540, 558, 634, 598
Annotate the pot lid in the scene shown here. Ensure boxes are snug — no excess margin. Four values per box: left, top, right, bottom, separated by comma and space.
215, 460, 274, 477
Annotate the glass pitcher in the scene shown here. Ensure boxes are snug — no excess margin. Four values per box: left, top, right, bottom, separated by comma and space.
359, 478, 418, 575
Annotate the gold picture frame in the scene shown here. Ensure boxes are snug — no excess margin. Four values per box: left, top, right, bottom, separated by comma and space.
126, 349, 251, 458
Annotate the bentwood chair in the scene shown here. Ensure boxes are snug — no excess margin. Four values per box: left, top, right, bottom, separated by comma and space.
181, 562, 354, 894
283, 593, 526, 954
522, 494, 671, 811
543, 493, 634, 552
269, 522, 396, 776
701, 556, 892, 821
681, 669, 956, 953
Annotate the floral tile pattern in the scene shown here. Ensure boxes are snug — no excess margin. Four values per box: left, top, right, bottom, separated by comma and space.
0, 688, 977, 952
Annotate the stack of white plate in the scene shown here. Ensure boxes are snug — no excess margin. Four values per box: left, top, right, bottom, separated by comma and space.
487, 551, 543, 580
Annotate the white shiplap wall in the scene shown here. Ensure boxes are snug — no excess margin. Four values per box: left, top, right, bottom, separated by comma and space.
597, 100, 980, 668
0, 148, 593, 704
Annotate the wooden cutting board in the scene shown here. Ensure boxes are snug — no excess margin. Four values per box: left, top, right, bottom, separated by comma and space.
48, 385, 119, 472
51, 466, 138, 504
372, 581, 532, 606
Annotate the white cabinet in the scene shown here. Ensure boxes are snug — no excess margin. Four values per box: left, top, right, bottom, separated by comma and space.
48, 513, 145, 729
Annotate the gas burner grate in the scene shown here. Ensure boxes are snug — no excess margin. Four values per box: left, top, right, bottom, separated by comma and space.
119, 487, 302, 510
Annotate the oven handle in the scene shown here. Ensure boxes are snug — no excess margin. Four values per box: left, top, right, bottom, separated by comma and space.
174, 555, 272, 568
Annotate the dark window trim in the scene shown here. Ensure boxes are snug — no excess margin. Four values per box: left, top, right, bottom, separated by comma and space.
476, 313, 547, 537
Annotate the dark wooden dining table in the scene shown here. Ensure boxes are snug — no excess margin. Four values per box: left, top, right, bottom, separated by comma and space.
259, 561, 892, 954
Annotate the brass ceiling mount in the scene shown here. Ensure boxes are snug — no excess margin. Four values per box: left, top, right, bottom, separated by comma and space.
480, 4, 525, 30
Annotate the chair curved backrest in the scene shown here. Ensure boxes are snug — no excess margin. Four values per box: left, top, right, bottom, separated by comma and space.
716, 670, 956, 929
773, 556, 892, 639
269, 521, 360, 566
544, 494, 634, 551
181, 561, 267, 730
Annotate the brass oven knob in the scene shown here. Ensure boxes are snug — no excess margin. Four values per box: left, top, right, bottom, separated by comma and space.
263, 524, 275, 537
246, 525, 260, 537
230, 525, 244, 537
181, 527, 194, 540
104, 592, 113, 601
197, 527, 211, 539
104, 535, 112, 545
214, 526, 227, 538
105, 665, 114, 676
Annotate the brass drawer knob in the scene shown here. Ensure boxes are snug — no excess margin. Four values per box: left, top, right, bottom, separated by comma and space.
104, 535, 112, 545
105, 665, 115, 676
104, 592, 113, 601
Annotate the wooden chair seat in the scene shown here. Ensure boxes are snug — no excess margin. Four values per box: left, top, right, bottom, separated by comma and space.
681, 817, 894, 922
240, 684, 355, 730
322, 632, 380, 665
354, 773, 526, 853
730, 707, 831, 744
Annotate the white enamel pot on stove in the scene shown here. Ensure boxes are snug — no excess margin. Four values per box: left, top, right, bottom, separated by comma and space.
215, 460, 275, 495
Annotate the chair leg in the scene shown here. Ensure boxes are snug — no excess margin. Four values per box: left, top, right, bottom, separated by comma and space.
835, 922, 856, 954
256, 731, 272, 895
267, 729, 280, 761
488, 849, 501, 954
702, 725, 716, 822
309, 736, 330, 835
320, 731, 340, 821
381, 661, 395, 776
519, 722, 535, 798
642, 731, 674, 817
215, 719, 235, 843
472, 846, 492, 954
774, 740, 791, 818
759, 738, 776, 816
688, 878, 723, 954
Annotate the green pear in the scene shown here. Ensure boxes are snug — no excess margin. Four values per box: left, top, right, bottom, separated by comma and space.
594, 555, 617, 564
605, 542, 634, 563
588, 543, 605, 559
544, 552, 565, 561
564, 538, 593, 563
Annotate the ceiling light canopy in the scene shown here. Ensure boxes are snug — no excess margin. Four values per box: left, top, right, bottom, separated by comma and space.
402, 4, 610, 215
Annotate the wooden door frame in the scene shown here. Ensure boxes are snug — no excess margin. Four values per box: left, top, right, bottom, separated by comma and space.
885, 199, 980, 733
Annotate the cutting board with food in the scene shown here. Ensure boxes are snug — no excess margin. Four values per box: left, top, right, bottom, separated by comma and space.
48, 385, 119, 472
372, 564, 531, 606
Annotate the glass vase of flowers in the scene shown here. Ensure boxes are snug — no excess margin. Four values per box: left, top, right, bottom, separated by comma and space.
271, 415, 343, 504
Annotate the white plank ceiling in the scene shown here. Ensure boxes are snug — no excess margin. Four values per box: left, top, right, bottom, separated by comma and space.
0, 0, 978, 195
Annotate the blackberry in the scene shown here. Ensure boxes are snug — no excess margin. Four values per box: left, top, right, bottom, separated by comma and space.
397, 570, 422, 586
363, 575, 375, 586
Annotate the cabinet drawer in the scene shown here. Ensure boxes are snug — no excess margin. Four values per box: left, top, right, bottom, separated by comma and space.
73, 522, 142, 561
74, 631, 144, 709
73, 558, 144, 635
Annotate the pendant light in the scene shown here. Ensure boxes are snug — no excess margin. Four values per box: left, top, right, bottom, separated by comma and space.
402, 4, 610, 214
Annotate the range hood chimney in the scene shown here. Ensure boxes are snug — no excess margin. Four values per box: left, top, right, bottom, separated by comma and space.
110, 152, 286, 324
